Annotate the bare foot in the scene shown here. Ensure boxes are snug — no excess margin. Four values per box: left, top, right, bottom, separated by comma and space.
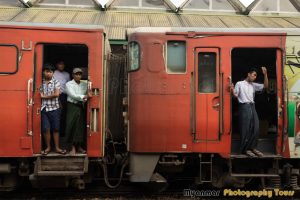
69, 146, 76, 155
77, 146, 86, 154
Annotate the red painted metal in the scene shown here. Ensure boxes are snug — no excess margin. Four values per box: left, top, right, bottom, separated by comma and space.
128, 31, 286, 158
0, 24, 104, 157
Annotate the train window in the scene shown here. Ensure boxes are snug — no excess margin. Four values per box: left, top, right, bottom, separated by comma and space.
128, 41, 140, 71
198, 52, 216, 93
166, 41, 186, 73
0, 45, 18, 74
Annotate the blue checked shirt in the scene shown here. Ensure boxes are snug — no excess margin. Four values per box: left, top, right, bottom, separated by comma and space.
41, 78, 60, 112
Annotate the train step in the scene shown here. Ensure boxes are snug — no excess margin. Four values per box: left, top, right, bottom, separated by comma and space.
230, 153, 282, 159
34, 156, 88, 176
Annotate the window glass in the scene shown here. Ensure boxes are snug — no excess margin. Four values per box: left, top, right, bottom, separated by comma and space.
39, 0, 65, 4
69, 0, 95, 5
198, 52, 216, 93
255, 0, 277, 12
112, 0, 139, 7
128, 42, 140, 71
0, 0, 20, 6
212, 0, 235, 10
184, 0, 209, 10
142, 0, 165, 8
0, 45, 18, 74
167, 41, 186, 73
280, 0, 298, 12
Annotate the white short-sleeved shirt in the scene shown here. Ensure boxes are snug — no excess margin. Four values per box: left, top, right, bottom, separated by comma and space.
234, 80, 264, 103
53, 70, 70, 94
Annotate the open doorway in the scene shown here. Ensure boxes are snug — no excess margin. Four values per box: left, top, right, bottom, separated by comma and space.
42, 44, 88, 152
231, 48, 278, 154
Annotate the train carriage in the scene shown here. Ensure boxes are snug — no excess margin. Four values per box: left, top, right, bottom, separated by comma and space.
127, 27, 300, 188
0, 22, 108, 190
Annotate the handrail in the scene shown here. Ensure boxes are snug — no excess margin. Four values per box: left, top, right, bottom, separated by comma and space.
27, 78, 33, 136
191, 71, 196, 136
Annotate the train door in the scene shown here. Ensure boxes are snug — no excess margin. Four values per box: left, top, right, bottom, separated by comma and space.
231, 48, 281, 155
194, 48, 220, 142
33, 43, 92, 154
0, 37, 34, 156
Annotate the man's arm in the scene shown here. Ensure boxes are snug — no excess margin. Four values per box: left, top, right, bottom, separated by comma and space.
65, 82, 86, 102
40, 88, 60, 99
262, 66, 268, 89
230, 83, 238, 98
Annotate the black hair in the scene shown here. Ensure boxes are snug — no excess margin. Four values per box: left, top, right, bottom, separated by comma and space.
43, 63, 55, 72
248, 67, 258, 74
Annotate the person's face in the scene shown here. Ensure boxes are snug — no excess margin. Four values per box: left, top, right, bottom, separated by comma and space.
73, 72, 82, 82
43, 69, 54, 79
247, 71, 257, 82
56, 62, 65, 71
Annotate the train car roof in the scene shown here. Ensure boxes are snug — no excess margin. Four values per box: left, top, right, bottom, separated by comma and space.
0, 21, 105, 32
127, 27, 300, 36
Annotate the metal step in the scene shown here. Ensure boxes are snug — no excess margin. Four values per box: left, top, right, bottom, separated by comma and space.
231, 173, 280, 178
230, 153, 282, 159
34, 156, 88, 177
36, 171, 84, 176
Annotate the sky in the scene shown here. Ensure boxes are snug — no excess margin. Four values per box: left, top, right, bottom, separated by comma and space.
239, 0, 255, 7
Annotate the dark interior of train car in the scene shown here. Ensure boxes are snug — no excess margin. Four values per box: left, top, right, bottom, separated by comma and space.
231, 48, 277, 155
42, 44, 88, 151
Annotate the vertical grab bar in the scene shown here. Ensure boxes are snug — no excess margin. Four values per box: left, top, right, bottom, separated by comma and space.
220, 72, 224, 135
228, 76, 232, 135
27, 78, 33, 136
282, 75, 289, 153
191, 71, 196, 136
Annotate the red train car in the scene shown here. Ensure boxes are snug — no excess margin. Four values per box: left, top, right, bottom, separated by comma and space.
127, 27, 300, 188
0, 22, 108, 190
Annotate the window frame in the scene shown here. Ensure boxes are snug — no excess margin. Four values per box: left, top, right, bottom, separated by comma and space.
128, 41, 141, 72
0, 44, 19, 75
165, 40, 187, 74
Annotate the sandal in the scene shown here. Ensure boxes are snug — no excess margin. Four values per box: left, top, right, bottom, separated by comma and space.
55, 149, 67, 155
252, 149, 264, 157
41, 149, 50, 156
245, 150, 257, 157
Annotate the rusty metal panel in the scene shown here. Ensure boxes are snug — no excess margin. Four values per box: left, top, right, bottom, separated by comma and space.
12, 9, 39, 22
0, 8, 22, 21
31, 10, 58, 23
220, 16, 263, 28
284, 17, 300, 27
52, 11, 77, 24
107, 26, 126, 40
148, 14, 171, 27
95, 12, 112, 26
72, 11, 98, 24
167, 15, 182, 27
268, 17, 298, 28
132, 13, 150, 27
180, 15, 210, 27
251, 16, 286, 28
111, 12, 133, 28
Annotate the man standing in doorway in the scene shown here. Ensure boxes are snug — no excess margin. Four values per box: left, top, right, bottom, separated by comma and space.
40, 63, 66, 155
54, 60, 70, 136
230, 67, 268, 157
65, 68, 91, 155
